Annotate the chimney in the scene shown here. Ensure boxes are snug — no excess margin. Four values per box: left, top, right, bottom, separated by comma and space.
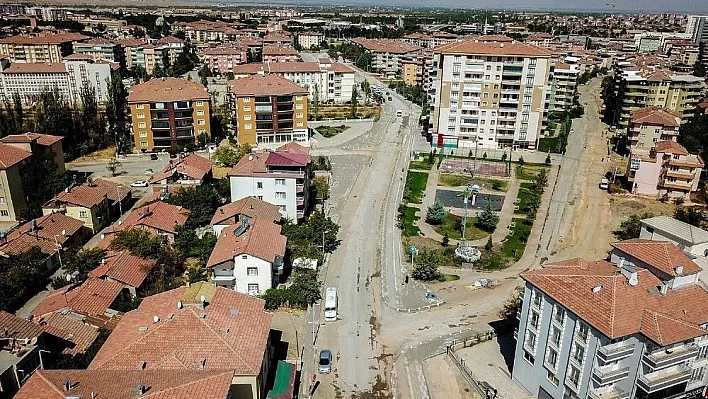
248, 154, 253, 161
617, 257, 625, 269
675, 265, 684, 276
63, 377, 71, 392
177, 300, 183, 309
659, 283, 669, 295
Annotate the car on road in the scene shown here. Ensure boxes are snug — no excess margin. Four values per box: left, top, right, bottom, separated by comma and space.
318, 349, 332, 373
150, 153, 159, 160
144, 169, 154, 175
131, 180, 149, 187
599, 178, 609, 190
396, 110, 403, 117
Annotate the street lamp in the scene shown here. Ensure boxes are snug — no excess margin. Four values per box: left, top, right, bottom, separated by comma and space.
54, 229, 65, 269
116, 185, 124, 215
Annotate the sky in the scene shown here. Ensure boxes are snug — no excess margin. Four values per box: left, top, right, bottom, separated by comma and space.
227, 0, 708, 14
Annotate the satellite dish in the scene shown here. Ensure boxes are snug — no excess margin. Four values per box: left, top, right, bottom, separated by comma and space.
628, 275, 638, 286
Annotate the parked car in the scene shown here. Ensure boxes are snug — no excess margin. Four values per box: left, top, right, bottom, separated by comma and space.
144, 169, 154, 175
599, 178, 609, 190
318, 349, 332, 373
131, 180, 149, 187
150, 153, 159, 160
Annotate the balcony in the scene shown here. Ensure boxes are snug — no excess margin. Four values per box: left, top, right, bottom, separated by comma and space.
643, 344, 699, 370
665, 170, 695, 179
588, 387, 629, 399
598, 341, 635, 363
212, 274, 235, 282
662, 181, 693, 191
592, 366, 630, 385
296, 184, 304, 194
637, 365, 691, 393
296, 198, 305, 207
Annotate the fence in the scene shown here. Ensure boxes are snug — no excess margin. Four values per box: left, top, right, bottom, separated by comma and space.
445, 331, 500, 399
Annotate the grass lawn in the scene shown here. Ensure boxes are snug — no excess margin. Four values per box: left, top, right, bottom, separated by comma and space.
538, 136, 562, 153
501, 218, 532, 261
515, 182, 535, 215
409, 160, 434, 170
516, 165, 549, 182
315, 125, 349, 138
401, 206, 420, 237
438, 174, 508, 191
432, 214, 489, 241
404, 171, 428, 204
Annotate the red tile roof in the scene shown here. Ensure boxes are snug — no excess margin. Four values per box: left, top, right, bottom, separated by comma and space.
478, 34, 514, 42
37, 313, 99, 355
128, 77, 210, 103
14, 369, 234, 399
118, 201, 189, 235
352, 38, 422, 54
1, 213, 84, 256
155, 36, 184, 46
266, 151, 309, 167
654, 140, 690, 156
89, 250, 155, 288
0, 142, 31, 169
227, 74, 308, 97
277, 141, 310, 155
211, 197, 282, 226
0, 32, 87, 44
0, 310, 45, 339
32, 278, 124, 318
522, 258, 708, 345
611, 239, 701, 276
0, 132, 62, 146
89, 282, 272, 375
207, 217, 286, 266
2, 62, 68, 73
630, 106, 682, 127
263, 44, 298, 56
435, 39, 552, 57
153, 153, 213, 183
227, 152, 268, 176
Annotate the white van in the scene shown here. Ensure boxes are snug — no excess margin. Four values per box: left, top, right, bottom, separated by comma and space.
324, 287, 338, 322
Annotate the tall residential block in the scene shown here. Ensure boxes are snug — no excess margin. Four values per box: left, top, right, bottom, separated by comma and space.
128, 77, 211, 152
227, 74, 309, 147
430, 39, 552, 150
0, 32, 87, 63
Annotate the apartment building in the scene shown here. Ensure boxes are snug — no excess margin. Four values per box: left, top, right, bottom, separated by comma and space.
72, 37, 124, 63
0, 58, 115, 105
527, 33, 554, 48
0, 32, 86, 63
429, 39, 553, 150
117, 39, 151, 71
297, 31, 324, 49
174, 19, 246, 43
263, 32, 293, 47
401, 50, 433, 89
609, 66, 705, 129
231, 59, 354, 104
549, 62, 579, 113
200, 44, 248, 74
640, 215, 708, 280
208, 217, 286, 295
227, 74, 309, 147
401, 32, 459, 49
352, 38, 422, 78
262, 44, 299, 63
211, 196, 281, 237
154, 36, 185, 65
513, 242, 708, 399
0, 132, 65, 173
102, 201, 188, 243
128, 77, 211, 151
228, 142, 311, 222
686, 15, 708, 44
628, 140, 703, 199
88, 281, 274, 399
0, 134, 64, 223
627, 106, 681, 151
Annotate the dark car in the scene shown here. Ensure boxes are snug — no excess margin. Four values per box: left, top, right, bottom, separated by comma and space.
150, 153, 158, 160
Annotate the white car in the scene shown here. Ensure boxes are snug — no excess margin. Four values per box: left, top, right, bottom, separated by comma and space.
599, 178, 609, 190
131, 180, 149, 187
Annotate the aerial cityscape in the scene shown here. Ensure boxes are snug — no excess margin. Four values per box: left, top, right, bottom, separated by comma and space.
0, 2, 708, 399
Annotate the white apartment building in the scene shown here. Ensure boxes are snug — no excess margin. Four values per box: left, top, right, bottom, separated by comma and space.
0, 58, 114, 104
297, 32, 324, 49
231, 60, 355, 104
228, 143, 311, 222
687, 16, 708, 44
207, 217, 286, 296
430, 39, 552, 150
549, 62, 579, 112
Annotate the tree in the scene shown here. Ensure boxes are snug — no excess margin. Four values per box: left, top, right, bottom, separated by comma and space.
106, 76, 130, 154
63, 248, 106, 283
166, 183, 223, 229
110, 229, 164, 259
106, 158, 122, 176
475, 200, 499, 232
362, 80, 371, 105
350, 85, 358, 118
312, 84, 320, 120
80, 84, 107, 154
498, 286, 524, 320
174, 227, 218, 262
425, 201, 446, 225
411, 250, 442, 281
545, 154, 552, 165
442, 232, 450, 247
674, 206, 704, 228
518, 156, 525, 168
213, 144, 251, 166
485, 235, 493, 251
0, 247, 49, 312
614, 212, 653, 240
313, 176, 330, 201
282, 210, 340, 261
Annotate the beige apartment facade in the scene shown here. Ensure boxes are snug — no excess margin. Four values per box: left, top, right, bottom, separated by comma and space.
128, 77, 211, 151
430, 39, 553, 150
0, 33, 87, 63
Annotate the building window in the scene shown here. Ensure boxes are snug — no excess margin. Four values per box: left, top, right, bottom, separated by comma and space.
523, 350, 534, 364
547, 370, 559, 387
572, 343, 585, 364
296, 122, 304, 127
295, 96, 303, 101
137, 113, 145, 119
198, 129, 205, 134
79, 211, 88, 218
529, 311, 540, 330
196, 110, 204, 116
567, 365, 580, 388
296, 113, 303, 118
550, 326, 561, 347
275, 192, 286, 200
296, 103, 303, 109
546, 347, 558, 369
141, 141, 148, 147
275, 179, 285, 186
0, 197, 4, 204
197, 119, 205, 125
196, 101, 204, 107
244, 123, 252, 129
554, 305, 565, 324
243, 97, 251, 103
577, 322, 589, 343
257, 182, 263, 189
138, 122, 146, 128
247, 267, 258, 276
247, 283, 259, 294
0, 210, 7, 217
243, 106, 251, 112
244, 114, 252, 121
136, 104, 145, 109
139, 131, 147, 137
